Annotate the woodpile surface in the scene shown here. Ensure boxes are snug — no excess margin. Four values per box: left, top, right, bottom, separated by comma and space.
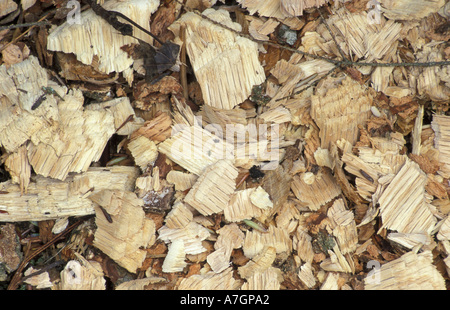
0, 0, 449, 291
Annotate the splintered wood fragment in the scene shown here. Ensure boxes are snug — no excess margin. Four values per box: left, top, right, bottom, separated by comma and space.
364, 251, 446, 290
416, 47, 449, 101
158, 125, 233, 175
327, 199, 358, 254
208, 223, 245, 273
162, 239, 187, 273
130, 112, 172, 143
0, 166, 139, 222
135, 170, 174, 212
169, 9, 265, 109
198, 105, 249, 134
158, 222, 211, 255
379, 0, 446, 20
23, 266, 53, 289
89, 189, 156, 273
291, 169, 341, 211
298, 262, 316, 288
47, 0, 160, 84
437, 216, 450, 241
431, 115, 450, 178
164, 201, 193, 229
387, 232, 433, 250
310, 76, 372, 149
250, 186, 273, 209
248, 17, 279, 41
223, 188, 264, 222
378, 159, 436, 235
261, 165, 291, 221
280, 0, 329, 17
184, 159, 238, 216
4, 144, 30, 194
115, 277, 166, 290
238, 246, 276, 279
320, 244, 354, 274
127, 136, 158, 171
166, 170, 198, 191
320, 272, 340, 290
59, 258, 106, 290
293, 227, 314, 263
242, 224, 291, 259
241, 267, 283, 290
177, 267, 242, 290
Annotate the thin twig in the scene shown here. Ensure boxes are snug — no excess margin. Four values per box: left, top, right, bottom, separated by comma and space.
0, 21, 51, 31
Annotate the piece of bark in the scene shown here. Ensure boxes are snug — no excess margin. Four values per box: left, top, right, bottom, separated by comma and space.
364, 250, 445, 290
0, 166, 139, 222
184, 159, 238, 216
310, 76, 373, 149
169, 9, 265, 109
378, 159, 437, 235
47, 0, 160, 84
0, 223, 21, 273
291, 168, 342, 211
431, 114, 450, 178
135, 170, 174, 212
89, 189, 156, 273
177, 267, 242, 290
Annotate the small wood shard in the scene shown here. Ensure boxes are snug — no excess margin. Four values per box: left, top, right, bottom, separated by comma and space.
291, 169, 342, 211
158, 125, 233, 176
223, 188, 264, 222
184, 159, 238, 216
431, 114, 450, 178
378, 159, 437, 235
59, 258, 106, 290
298, 262, 316, 288
364, 250, 446, 290
128, 136, 158, 171
158, 222, 211, 255
238, 246, 276, 279
242, 224, 291, 259
162, 239, 187, 273
165, 201, 194, 229
310, 76, 373, 149
0, 166, 139, 222
130, 112, 172, 143
379, 0, 446, 21
169, 9, 265, 109
89, 189, 156, 273
327, 199, 358, 255
166, 170, 198, 191
177, 267, 241, 290
241, 267, 283, 290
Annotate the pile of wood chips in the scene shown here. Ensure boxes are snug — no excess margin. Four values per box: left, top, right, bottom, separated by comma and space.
0, 0, 449, 290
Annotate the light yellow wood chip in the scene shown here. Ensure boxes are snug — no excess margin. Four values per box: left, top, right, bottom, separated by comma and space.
165, 201, 194, 229
378, 159, 437, 235
364, 250, 446, 290
169, 9, 265, 110
158, 222, 211, 255
90, 189, 156, 273
327, 199, 358, 254
293, 228, 315, 264
379, 0, 445, 20
291, 169, 342, 211
223, 188, 264, 222
59, 257, 105, 290
0, 166, 139, 222
162, 239, 188, 273
177, 267, 242, 290
280, 0, 329, 17
241, 267, 283, 290
310, 76, 372, 149
298, 262, 316, 288
166, 170, 198, 191
185, 159, 238, 216
243, 224, 292, 259
238, 246, 276, 279
47, 0, 160, 84
127, 136, 158, 171
158, 125, 233, 176
4, 144, 30, 195
431, 114, 450, 178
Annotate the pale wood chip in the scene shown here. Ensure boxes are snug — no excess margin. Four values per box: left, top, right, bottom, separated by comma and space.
177, 267, 242, 290
162, 239, 188, 273
327, 198, 358, 254
431, 114, 450, 178
242, 224, 291, 259
298, 262, 316, 288
185, 159, 238, 216
241, 267, 283, 290
364, 250, 446, 290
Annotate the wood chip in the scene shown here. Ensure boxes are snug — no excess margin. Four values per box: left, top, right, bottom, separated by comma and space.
90, 189, 156, 273
177, 267, 242, 290
431, 114, 450, 178
59, 256, 105, 290
169, 9, 265, 109
378, 159, 437, 234
242, 224, 291, 259
291, 168, 342, 211
184, 159, 238, 216
364, 250, 446, 290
